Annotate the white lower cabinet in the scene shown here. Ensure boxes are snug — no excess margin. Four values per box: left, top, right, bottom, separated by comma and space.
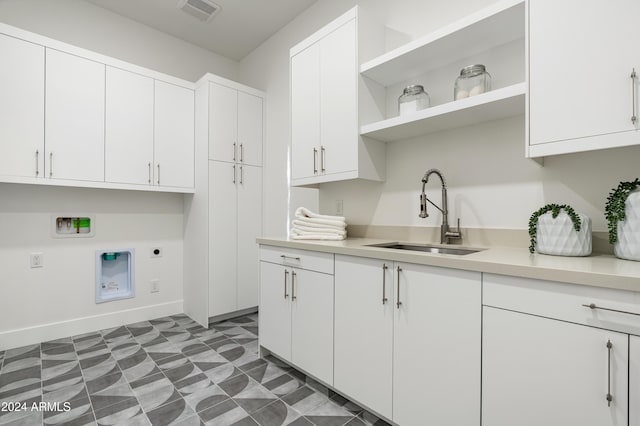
631, 336, 640, 426
334, 255, 481, 425
483, 307, 629, 426
259, 247, 334, 385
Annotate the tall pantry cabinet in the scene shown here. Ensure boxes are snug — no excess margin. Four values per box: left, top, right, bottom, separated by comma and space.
184, 74, 264, 326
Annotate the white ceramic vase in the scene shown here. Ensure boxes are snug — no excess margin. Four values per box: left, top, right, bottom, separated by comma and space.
614, 191, 640, 261
536, 211, 592, 257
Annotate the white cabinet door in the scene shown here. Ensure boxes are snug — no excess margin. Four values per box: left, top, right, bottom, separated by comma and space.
209, 83, 237, 162
290, 43, 320, 181
0, 34, 44, 179
291, 267, 334, 385
483, 307, 629, 426
393, 263, 481, 426
259, 261, 292, 360
236, 164, 262, 310
631, 335, 640, 426
334, 255, 393, 419
105, 67, 154, 185
237, 91, 263, 167
154, 81, 194, 188
529, 1, 640, 149
320, 19, 357, 176
45, 49, 105, 182
208, 160, 237, 317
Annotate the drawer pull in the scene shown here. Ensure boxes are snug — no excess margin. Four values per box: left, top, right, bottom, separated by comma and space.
606, 340, 613, 407
280, 255, 301, 262
291, 271, 297, 301
631, 68, 637, 125
396, 266, 402, 309
582, 303, 640, 317
382, 263, 388, 305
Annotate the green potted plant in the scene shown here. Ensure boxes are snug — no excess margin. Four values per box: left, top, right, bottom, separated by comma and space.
529, 203, 591, 256
605, 178, 640, 261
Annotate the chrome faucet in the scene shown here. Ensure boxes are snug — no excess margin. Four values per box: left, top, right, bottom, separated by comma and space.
419, 169, 462, 244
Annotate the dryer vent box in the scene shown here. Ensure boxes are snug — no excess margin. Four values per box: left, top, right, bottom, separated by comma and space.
177, 0, 221, 22
96, 249, 134, 304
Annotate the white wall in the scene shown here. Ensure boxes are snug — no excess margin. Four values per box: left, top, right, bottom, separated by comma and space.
239, 0, 640, 238
0, 184, 184, 348
0, 0, 238, 82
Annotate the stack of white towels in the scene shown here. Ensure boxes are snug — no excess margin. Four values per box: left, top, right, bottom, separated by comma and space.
290, 207, 347, 241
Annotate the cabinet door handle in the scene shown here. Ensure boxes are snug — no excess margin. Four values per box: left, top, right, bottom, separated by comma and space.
49, 152, 53, 177
396, 266, 402, 309
157, 164, 160, 185
313, 148, 318, 174
240, 165, 243, 185
291, 271, 297, 301
35, 150, 39, 177
382, 263, 388, 304
582, 303, 640, 317
240, 144, 244, 163
232, 164, 236, 183
320, 145, 326, 172
631, 68, 637, 125
606, 340, 613, 407
233, 142, 237, 161
284, 270, 289, 299
148, 162, 152, 184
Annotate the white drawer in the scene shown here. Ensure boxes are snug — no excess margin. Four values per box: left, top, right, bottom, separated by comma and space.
483, 273, 640, 335
260, 245, 334, 275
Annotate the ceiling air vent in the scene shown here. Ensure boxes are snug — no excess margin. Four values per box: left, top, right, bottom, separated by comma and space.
177, 0, 221, 22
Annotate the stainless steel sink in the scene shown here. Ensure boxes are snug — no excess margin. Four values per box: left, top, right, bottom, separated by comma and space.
366, 242, 483, 256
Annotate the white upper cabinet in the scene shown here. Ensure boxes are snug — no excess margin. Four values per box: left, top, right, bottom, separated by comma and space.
0, 33, 44, 179
209, 82, 263, 166
105, 66, 154, 186
528, 0, 640, 157
154, 80, 195, 189
45, 49, 105, 182
290, 7, 386, 186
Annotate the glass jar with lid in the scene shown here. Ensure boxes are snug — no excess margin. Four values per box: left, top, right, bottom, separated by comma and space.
398, 85, 430, 116
454, 64, 491, 100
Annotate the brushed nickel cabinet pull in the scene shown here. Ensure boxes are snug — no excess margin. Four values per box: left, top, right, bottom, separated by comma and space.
291, 271, 297, 301
396, 266, 402, 309
232, 164, 236, 183
382, 263, 388, 304
582, 303, 640, 317
320, 145, 326, 172
313, 148, 318, 174
35, 150, 39, 177
632, 68, 637, 125
280, 254, 301, 262
606, 340, 613, 407
240, 165, 243, 185
240, 144, 244, 162
233, 142, 237, 161
284, 270, 289, 299
148, 162, 151, 184
157, 164, 160, 185
49, 152, 53, 177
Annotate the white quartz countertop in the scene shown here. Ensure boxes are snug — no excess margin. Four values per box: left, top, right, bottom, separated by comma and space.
257, 237, 640, 292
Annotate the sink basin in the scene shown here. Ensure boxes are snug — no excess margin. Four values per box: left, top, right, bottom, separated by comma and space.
367, 242, 482, 256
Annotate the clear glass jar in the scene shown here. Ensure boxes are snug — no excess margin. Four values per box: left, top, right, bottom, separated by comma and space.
454, 64, 491, 100
398, 85, 430, 115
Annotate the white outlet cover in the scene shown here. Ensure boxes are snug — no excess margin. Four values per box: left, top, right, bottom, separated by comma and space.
150, 279, 160, 293
30, 252, 43, 268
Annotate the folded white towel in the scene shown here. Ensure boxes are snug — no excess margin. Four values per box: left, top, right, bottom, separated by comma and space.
291, 227, 347, 237
295, 207, 346, 223
291, 219, 346, 231
290, 233, 346, 241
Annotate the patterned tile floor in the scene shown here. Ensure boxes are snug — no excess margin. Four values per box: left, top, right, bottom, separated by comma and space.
0, 313, 391, 426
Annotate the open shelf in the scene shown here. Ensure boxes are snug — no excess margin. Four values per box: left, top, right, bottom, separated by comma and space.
360, 82, 525, 142
360, 0, 525, 87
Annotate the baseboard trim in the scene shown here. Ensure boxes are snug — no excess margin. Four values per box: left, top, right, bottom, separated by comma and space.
0, 300, 184, 350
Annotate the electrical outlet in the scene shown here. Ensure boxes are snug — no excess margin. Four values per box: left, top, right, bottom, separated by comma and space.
150, 279, 160, 293
30, 252, 43, 268
336, 200, 344, 215
151, 247, 162, 258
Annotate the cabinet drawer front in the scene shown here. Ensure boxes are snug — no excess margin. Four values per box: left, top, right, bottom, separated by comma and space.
484, 273, 640, 335
260, 245, 333, 274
